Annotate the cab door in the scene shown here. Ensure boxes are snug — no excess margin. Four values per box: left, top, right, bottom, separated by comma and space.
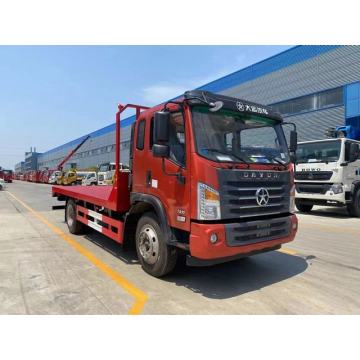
345, 140, 360, 183
144, 111, 191, 232
132, 117, 147, 195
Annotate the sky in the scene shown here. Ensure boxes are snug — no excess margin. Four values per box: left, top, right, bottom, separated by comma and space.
0, 45, 291, 169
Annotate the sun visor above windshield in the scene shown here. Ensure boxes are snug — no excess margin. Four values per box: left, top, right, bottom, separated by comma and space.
184, 90, 283, 123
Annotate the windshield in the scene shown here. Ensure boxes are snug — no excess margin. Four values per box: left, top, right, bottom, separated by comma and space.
99, 164, 109, 172
297, 140, 341, 164
191, 106, 290, 164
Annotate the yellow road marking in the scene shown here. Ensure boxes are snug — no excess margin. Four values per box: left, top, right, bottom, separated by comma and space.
7, 191, 148, 315
278, 247, 298, 256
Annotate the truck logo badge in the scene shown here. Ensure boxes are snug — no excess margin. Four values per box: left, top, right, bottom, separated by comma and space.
237, 101, 269, 115
256, 188, 270, 206
236, 101, 245, 111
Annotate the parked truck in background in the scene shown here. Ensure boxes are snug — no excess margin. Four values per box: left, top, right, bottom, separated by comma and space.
82, 171, 98, 186
52, 90, 298, 277
97, 162, 115, 185
56, 170, 78, 186
295, 138, 360, 216
97, 162, 129, 185
0, 170, 13, 183
49, 171, 62, 184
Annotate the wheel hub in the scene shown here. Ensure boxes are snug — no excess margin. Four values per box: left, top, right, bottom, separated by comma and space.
67, 205, 75, 227
138, 225, 159, 265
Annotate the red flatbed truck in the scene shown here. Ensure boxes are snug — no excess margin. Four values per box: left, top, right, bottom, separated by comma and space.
53, 90, 298, 277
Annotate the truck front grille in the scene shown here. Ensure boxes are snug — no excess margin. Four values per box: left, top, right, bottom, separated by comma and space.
295, 171, 333, 181
225, 216, 291, 246
296, 182, 332, 194
217, 169, 290, 219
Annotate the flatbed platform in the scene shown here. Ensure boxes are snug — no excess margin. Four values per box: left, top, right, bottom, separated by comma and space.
52, 184, 115, 207
52, 181, 130, 212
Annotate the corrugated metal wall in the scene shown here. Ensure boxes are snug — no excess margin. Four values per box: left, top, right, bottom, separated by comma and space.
222, 46, 360, 104
284, 107, 345, 142
221, 46, 360, 142
38, 46, 360, 170
38, 127, 131, 170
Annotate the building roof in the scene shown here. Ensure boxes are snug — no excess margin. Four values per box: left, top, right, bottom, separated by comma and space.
41, 45, 341, 157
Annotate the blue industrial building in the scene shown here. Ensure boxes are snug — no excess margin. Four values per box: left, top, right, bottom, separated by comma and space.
37, 45, 360, 170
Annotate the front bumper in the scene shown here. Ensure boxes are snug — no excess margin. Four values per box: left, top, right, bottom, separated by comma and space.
295, 189, 346, 205
189, 214, 297, 261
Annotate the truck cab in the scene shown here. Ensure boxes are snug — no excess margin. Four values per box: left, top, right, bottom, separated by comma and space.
98, 162, 129, 185
57, 170, 78, 186
2, 170, 13, 183
75, 171, 90, 185
49, 170, 62, 184
82, 171, 98, 186
295, 138, 360, 216
97, 162, 116, 185
129, 91, 298, 272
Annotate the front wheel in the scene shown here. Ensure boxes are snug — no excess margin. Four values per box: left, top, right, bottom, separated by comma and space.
66, 199, 86, 234
135, 212, 177, 277
295, 200, 313, 213
347, 188, 360, 217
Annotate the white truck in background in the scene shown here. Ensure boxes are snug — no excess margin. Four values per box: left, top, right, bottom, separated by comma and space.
97, 162, 116, 185
48, 171, 62, 184
295, 138, 360, 216
82, 171, 98, 186
97, 162, 129, 185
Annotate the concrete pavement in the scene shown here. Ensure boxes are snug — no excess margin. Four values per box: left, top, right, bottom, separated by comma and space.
0, 181, 359, 314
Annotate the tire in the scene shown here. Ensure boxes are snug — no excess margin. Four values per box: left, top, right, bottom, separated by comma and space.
347, 188, 360, 217
66, 199, 86, 234
295, 200, 313, 213
0, 184, 3, 191
135, 212, 177, 277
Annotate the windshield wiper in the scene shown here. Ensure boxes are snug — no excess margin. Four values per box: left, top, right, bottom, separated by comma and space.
202, 148, 250, 168
269, 156, 287, 170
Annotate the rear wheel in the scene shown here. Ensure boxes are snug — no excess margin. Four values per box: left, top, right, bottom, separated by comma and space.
295, 200, 313, 213
347, 188, 360, 217
135, 212, 177, 277
66, 199, 86, 234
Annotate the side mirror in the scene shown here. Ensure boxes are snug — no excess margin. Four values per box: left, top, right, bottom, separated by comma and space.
289, 130, 298, 153
154, 111, 170, 143
153, 144, 170, 158
349, 143, 360, 163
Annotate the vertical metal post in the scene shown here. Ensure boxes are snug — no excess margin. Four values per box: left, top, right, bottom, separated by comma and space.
115, 106, 121, 190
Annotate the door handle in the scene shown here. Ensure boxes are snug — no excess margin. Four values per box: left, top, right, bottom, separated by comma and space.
146, 170, 151, 187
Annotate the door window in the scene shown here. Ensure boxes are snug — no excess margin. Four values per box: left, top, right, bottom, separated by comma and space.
136, 120, 145, 150
168, 112, 186, 167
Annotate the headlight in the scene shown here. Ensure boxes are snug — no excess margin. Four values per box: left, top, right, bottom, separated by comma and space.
330, 184, 343, 194
197, 182, 221, 220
